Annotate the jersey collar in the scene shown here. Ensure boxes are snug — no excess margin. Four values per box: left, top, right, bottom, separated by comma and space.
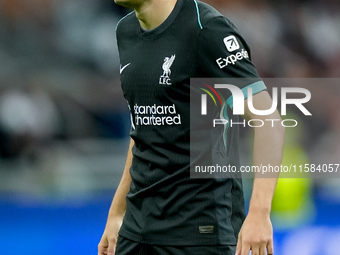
139, 0, 184, 40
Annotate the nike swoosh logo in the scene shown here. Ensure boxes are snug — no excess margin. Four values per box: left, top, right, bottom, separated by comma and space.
120, 63, 131, 74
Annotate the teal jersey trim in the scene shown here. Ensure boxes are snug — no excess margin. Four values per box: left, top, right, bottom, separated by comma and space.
221, 81, 267, 147
115, 11, 135, 32
193, 0, 203, 29
226, 81, 266, 110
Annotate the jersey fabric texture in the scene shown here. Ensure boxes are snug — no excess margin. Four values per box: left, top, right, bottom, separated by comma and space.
116, 0, 266, 246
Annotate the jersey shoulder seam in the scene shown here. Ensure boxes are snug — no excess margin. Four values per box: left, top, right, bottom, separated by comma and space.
197, 16, 234, 41
196, 1, 226, 25
202, 16, 229, 29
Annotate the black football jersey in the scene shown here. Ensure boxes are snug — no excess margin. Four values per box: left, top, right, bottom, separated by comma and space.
116, 0, 266, 245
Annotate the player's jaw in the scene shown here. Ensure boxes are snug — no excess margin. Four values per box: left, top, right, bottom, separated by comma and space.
114, 0, 146, 9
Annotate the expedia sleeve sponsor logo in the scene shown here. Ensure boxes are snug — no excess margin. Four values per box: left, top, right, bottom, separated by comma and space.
133, 104, 181, 126
223, 35, 240, 52
216, 49, 249, 69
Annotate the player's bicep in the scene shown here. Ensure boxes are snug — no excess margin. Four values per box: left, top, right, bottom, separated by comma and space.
242, 90, 281, 121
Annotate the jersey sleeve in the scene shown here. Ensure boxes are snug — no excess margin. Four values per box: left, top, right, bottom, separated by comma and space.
197, 17, 266, 94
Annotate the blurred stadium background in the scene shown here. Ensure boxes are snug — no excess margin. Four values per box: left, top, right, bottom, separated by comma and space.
0, 0, 339, 254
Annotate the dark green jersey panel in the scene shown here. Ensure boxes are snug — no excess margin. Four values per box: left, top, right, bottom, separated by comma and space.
116, 0, 266, 246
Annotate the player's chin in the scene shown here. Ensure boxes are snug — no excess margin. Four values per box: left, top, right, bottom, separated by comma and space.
114, 0, 131, 7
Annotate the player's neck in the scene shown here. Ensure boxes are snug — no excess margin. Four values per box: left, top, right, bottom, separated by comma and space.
135, 0, 177, 30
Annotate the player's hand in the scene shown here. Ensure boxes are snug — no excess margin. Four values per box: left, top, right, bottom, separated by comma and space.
235, 210, 274, 255
98, 216, 123, 255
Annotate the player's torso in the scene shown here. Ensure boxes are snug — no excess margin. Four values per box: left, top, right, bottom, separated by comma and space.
116, 1, 202, 161
116, 1, 246, 245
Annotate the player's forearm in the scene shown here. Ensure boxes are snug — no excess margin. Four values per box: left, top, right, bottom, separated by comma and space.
249, 123, 285, 214
107, 139, 134, 218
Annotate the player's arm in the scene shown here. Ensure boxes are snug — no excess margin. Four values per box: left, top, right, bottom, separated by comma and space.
236, 90, 285, 255
98, 138, 134, 255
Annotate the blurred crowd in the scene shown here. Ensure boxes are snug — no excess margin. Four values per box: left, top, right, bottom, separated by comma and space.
0, 0, 339, 194
0, 0, 131, 159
